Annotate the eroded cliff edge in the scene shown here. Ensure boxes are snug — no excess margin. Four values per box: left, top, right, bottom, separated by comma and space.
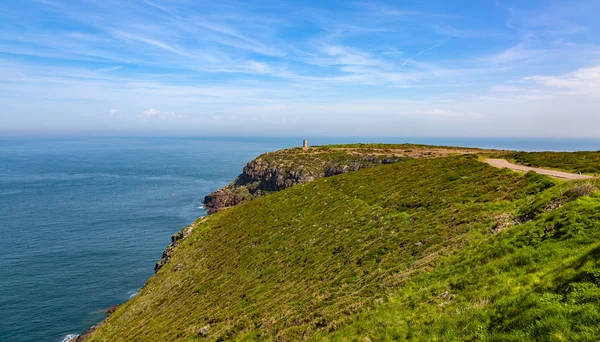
203, 144, 486, 213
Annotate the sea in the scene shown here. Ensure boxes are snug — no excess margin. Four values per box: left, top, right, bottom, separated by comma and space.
1, 136, 599, 342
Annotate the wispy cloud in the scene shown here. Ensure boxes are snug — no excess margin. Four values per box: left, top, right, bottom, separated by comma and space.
111, 31, 192, 57
485, 41, 551, 65
433, 25, 506, 39
401, 40, 447, 67
97, 66, 122, 73
2, 0, 600, 136
504, 5, 586, 36
310, 44, 388, 67
523, 66, 600, 96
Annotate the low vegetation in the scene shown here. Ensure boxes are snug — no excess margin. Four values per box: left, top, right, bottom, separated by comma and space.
503, 151, 600, 175
89, 153, 600, 341
204, 144, 491, 213
315, 143, 484, 151
319, 178, 600, 341
250, 147, 404, 175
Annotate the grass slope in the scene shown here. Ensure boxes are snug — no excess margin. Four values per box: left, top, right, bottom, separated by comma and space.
247, 147, 405, 176
90, 155, 600, 341
502, 151, 600, 175
205, 144, 489, 216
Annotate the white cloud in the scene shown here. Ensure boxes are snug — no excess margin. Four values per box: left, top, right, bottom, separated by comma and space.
523, 66, 600, 96
139, 108, 181, 119
142, 108, 160, 118
487, 65, 600, 102
3, 0, 600, 137
246, 61, 272, 74
315, 44, 386, 67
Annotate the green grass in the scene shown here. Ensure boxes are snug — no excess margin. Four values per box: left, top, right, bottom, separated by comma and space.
313, 143, 486, 150
250, 147, 404, 176
90, 155, 600, 341
317, 182, 600, 341
207, 145, 411, 210
209, 143, 490, 212
503, 151, 600, 175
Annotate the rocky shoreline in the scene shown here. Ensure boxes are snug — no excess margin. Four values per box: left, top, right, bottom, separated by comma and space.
68, 305, 121, 342
155, 217, 206, 272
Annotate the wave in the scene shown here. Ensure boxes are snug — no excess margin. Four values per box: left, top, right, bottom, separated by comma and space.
142, 175, 210, 183
0, 189, 24, 196
1, 172, 220, 186
61, 334, 79, 342
0, 172, 121, 182
128, 290, 138, 298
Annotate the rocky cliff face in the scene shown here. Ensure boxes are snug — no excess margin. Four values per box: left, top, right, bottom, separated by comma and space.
204, 148, 405, 214
154, 219, 205, 272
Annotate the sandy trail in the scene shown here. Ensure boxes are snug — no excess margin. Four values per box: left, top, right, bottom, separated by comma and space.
484, 159, 594, 180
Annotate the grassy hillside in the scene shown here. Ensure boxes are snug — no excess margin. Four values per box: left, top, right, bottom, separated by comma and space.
502, 151, 600, 175
318, 182, 600, 341
90, 155, 600, 341
204, 143, 490, 213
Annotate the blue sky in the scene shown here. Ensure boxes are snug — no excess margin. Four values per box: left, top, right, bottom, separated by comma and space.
1, 0, 599, 136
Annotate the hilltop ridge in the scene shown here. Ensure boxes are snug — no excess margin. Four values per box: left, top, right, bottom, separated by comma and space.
204, 144, 488, 214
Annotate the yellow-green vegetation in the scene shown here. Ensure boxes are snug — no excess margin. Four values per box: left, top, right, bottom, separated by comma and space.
316, 143, 485, 151
90, 153, 600, 341
204, 144, 490, 213
503, 151, 600, 175
249, 146, 405, 175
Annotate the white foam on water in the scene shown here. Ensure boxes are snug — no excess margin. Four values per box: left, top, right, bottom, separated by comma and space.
198, 204, 205, 209
128, 290, 138, 298
61, 334, 79, 342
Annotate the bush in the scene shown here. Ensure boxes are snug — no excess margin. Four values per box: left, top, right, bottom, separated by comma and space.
564, 181, 597, 199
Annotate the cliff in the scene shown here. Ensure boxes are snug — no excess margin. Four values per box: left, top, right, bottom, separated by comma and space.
86, 146, 600, 341
203, 144, 484, 213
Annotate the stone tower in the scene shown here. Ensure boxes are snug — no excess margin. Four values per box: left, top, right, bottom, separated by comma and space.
303, 139, 308, 149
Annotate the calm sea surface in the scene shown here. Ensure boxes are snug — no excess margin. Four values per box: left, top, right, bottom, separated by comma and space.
1, 136, 599, 342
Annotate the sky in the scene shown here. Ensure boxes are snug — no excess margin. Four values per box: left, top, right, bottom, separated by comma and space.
1, 0, 599, 137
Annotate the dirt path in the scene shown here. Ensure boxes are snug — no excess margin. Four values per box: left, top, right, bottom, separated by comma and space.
484, 159, 594, 180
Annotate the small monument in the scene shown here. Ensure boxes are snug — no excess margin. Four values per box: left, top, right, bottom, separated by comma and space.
303, 139, 308, 149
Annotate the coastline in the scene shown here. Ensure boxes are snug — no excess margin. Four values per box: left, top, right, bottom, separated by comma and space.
68, 143, 600, 340
72, 219, 204, 341
73, 144, 488, 339
68, 305, 121, 342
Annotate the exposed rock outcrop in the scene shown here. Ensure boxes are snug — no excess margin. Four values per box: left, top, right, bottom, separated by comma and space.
72, 305, 122, 342
204, 148, 406, 214
154, 222, 198, 272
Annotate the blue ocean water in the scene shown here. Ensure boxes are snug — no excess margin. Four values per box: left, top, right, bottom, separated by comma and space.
0, 136, 599, 342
